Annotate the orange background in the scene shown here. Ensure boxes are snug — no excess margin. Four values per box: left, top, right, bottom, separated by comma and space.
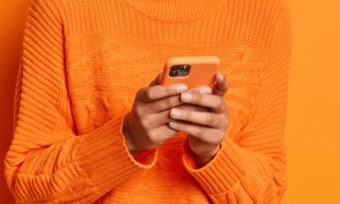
0, 0, 339, 203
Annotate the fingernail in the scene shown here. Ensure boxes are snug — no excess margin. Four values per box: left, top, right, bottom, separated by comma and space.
181, 93, 192, 101
169, 121, 178, 127
171, 109, 181, 117
176, 85, 188, 92
217, 73, 223, 82
200, 88, 211, 94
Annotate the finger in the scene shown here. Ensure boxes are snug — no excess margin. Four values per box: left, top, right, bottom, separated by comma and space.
149, 124, 180, 146
147, 109, 176, 127
145, 86, 212, 113
138, 83, 188, 102
169, 108, 225, 128
168, 121, 224, 145
184, 85, 211, 94
148, 73, 163, 87
177, 85, 212, 112
175, 103, 208, 112
212, 72, 230, 97
179, 93, 228, 113
145, 94, 183, 112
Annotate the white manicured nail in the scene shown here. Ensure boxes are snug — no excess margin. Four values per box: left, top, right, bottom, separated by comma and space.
169, 121, 178, 127
171, 109, 181, 117
176, 85, 188, 92
181, 93, 192, 101
200, 88, 211, 94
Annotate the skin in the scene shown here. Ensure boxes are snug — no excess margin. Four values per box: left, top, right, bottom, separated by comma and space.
123, 72, 230, 166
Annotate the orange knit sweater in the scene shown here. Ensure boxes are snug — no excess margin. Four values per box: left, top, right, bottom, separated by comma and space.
4, 0, 292, 203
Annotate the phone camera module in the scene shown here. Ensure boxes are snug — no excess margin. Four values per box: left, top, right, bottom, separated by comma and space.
169, 64, 191, 77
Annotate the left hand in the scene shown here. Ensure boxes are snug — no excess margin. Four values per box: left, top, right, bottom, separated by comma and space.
168, 72, 230, 166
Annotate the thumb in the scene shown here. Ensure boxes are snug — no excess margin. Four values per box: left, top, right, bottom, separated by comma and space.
212, 72, 230, 96
148, 72, 163, 87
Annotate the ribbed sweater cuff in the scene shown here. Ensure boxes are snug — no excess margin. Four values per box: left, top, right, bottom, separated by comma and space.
182, 135, 246, 194
76, 110, 158, 190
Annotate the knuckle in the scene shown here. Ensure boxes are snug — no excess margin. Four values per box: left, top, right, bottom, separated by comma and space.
167, 86, 175, 94
135, 107, 142, 117
225, 79, 230, 90
145, 88, 153, 100
170, 95, 180, 106
205, 115, 215, 126
219, 97, 224, 108
196, 94, 203, 104
154, 102, 165, 111
164, 97, 173, 108
216, 116, 224, 128
185, 111, 192, 121
166, 96, 179, 108
135, 105, 145, 117
179, 123, 187, 132
196, 128, 205, 138
214, 97, 224, 110
141, 117, 153, 129
216, 134, 225, 144
216, 115, 225, 127
224, 119, 230, 127
225, 103, 229, 113
147, 132, 158, 144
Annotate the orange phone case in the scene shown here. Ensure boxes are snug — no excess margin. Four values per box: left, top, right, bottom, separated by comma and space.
160, 56, 220, 90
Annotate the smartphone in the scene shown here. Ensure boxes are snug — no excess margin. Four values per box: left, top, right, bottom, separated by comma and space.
160, 56, 220, 90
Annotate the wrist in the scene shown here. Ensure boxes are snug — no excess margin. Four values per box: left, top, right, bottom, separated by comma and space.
123, 115, 143, 157
196, 144, 221, 167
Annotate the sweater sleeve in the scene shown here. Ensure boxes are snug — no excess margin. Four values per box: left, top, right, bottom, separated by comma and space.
182, 2, 292, 204
4, 0, 158, 203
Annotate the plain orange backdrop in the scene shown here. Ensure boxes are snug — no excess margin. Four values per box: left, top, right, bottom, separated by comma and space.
1, 0, 339, 203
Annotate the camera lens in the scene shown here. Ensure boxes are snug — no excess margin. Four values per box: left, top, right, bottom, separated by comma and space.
172, 70, 178, 75
169, 64, 190, 77
169, 65, 179, 77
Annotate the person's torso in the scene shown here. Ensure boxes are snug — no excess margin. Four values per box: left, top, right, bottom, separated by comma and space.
60, 0, 277, 202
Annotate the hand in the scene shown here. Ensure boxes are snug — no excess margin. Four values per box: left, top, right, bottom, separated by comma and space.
168, 72, 230, 166
123, 73, 212, 157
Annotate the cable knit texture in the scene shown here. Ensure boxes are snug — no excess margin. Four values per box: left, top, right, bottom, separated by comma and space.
4, 0, 292, 203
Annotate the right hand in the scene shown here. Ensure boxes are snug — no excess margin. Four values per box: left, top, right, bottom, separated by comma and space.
123, 73, 212, 157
